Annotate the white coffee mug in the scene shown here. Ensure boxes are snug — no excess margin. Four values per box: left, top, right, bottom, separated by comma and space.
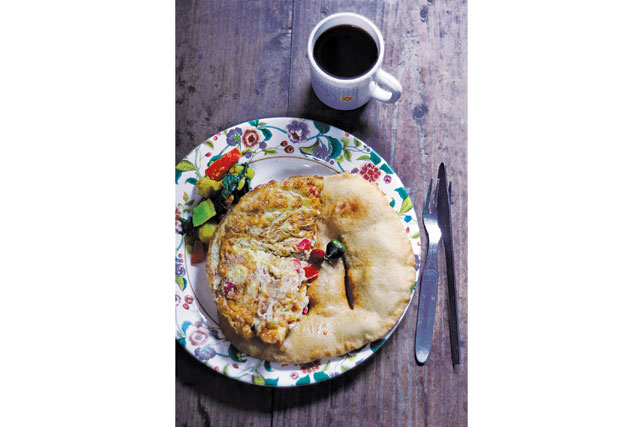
307, 13, 402, 110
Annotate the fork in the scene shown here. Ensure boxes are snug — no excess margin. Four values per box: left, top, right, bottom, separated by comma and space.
415, 177, 442, 364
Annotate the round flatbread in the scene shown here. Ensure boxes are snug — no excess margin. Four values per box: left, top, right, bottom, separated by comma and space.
207, 173, 415, 363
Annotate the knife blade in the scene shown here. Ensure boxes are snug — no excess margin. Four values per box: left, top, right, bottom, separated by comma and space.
437, 163, 461, 365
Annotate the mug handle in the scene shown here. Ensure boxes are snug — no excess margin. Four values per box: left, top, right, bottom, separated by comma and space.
369, 69, 402, 103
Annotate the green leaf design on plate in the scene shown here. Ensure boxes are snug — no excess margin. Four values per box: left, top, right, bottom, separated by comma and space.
252, 373, 266, 385
263, 148, 277, 155
313, 372, 330, 382
258, 121, 267, 126
204, 140, 214, 149
340, 137, 350, 146
177, 337, 186, 347
176, 160, 197, 171
264, 361, 272, 372
411, 231, 420, 239
222, 364, 230, 376
185, 177, 197, 185
380, 164, 394, 175
175, 276, 187, 291
296, 375, 311, 385
340, 364, 351, 372
264, 378, 279, 386
175, 169, 183, 184
369, 151, 381, 165
394, 187, 409, 200
356, 155, 370, 161
249, 120, 260, 127
299, 140, 319, 155
354, 138, 362, 147
343, 148, 352, 162
327, 136, 342, 159
399, 197, 413, 214
313, 121, 330, 134
228, 344, 247, 362
186, 199, 195, 206
370, 338, 386, 352
389, 199, 396, 208
259, 128, 272, 140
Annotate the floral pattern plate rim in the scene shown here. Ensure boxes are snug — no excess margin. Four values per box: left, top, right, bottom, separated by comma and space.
175, 117, 421, 387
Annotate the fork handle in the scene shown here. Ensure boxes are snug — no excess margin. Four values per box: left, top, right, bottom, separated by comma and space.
415, 245, 439, 364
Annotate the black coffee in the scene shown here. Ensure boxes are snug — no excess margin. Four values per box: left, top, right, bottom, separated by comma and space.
313, 25, 378, 79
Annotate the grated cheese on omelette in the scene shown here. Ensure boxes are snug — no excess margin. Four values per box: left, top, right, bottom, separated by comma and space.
208, 176, 323, 345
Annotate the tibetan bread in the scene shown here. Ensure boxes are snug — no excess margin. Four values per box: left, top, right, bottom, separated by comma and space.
206, 173, 415, 363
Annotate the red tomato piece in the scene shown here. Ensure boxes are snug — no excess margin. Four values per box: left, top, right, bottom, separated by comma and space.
296, 238, 312, 251
303, 265, 319, 280
191, 240, 206, 264
204, 148, 242, 180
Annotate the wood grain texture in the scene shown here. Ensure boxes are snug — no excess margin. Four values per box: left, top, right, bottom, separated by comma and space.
176, 0, 466, 425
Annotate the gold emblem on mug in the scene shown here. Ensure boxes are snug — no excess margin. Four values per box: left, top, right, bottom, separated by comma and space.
341, 96, 355, 102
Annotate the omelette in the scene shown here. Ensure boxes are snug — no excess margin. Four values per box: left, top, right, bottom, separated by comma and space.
206, 173, 415, 363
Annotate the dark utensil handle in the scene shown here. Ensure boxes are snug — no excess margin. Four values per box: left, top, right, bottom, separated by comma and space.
444, 243, 460, 365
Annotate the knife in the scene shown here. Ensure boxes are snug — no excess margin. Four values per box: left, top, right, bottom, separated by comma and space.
437, 162, 461, 365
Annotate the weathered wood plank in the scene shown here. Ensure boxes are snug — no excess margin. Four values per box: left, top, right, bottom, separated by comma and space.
176, 1, 294, 425
176, 0, 466, 425
274, 0, 467, 426
176, 0, 294, 163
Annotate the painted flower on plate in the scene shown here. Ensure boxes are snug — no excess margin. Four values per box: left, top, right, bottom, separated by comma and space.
242, 128, 260, 148
175, 207, 183, 233
286, 120, 310, 143
226, 127, 242, 146
359, 162, 381, 182
311, 143, 331, 162
194, 345, 216, 361
188, 327, 210, 346
176, 263, 185, 277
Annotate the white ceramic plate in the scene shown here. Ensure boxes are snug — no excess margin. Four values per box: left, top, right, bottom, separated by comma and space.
175, 117, 421, 387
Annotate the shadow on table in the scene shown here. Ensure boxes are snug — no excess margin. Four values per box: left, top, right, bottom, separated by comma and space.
294, 86, 375, 136
176, 330, 394, 411
176, 341, 272, 412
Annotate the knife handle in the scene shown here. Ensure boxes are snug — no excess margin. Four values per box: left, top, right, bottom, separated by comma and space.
415, 246, 439, 365
444, 242, 460, 365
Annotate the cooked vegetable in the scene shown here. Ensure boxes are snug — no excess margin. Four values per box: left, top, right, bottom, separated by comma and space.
205, 148, 242, 180
303, 265, 319, 280
296, 238, 312, 251
197, 222, 217, 243
191, 240, 206, 264
196, 176, 222, 198
192, 199, 216, 227
309, 249, 325, 264
325, 239, 346, 260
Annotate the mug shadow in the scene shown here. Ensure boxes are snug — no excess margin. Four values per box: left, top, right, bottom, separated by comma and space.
296, 85, 374, 136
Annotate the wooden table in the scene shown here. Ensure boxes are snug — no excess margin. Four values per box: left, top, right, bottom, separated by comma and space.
176, 0, 467, 425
